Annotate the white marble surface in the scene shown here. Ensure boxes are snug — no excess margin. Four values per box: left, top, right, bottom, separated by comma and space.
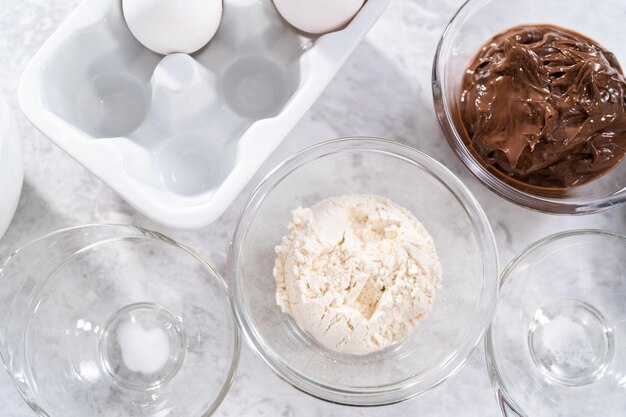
1, 0, 625, 416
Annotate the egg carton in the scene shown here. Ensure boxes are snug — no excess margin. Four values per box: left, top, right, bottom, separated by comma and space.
19, 0, 390, 229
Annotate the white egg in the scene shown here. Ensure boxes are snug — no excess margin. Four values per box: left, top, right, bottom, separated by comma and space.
123, 0, 223, 55
273, 0, 365, 35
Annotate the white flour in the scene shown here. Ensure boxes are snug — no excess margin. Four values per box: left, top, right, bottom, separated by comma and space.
274, 194, 442, 355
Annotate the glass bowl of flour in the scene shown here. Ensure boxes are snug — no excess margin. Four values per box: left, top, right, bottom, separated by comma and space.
229, 138, 499, 405
0, 225, 239, 417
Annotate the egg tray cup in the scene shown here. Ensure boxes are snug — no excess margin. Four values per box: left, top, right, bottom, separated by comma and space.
19, 0, 390, 229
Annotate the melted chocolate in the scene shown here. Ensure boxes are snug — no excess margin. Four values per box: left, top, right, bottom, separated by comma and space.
459, 24, 626, 188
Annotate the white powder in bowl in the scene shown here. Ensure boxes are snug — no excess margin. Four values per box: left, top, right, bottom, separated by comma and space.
273, 194, 442, 355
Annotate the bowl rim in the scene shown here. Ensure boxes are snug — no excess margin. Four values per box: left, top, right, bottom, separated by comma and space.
228, 137, 500, 406
0, 223, 241, 417
484, 228, 626, 417
431, 0, 626, 215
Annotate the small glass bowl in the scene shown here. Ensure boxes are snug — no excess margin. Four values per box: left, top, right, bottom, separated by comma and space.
433, 0, 626, 214
486, 230, 626, 417
0, 225, 240, 417
228, 138, 499, 406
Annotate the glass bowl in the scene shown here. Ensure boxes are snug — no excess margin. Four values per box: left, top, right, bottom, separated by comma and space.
486, 230, 626, 417
228, 138, 499, 405
433, 0, 626, 214
0, 225, 240, 417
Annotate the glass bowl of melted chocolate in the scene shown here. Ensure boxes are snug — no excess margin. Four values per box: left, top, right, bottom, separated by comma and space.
433, 0, 626, 214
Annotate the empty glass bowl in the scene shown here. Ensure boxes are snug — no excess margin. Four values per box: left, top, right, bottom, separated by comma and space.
433, 0, 626, 214
487, 230, 626, 417
228, 138, 499, 405
0, 225, 240, 417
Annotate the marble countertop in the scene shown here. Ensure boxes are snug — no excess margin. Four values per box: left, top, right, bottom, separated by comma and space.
1, 0, 625, 416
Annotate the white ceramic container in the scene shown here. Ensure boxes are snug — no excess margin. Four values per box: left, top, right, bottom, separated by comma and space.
0, 93, 23, 239
19, 0, 390, 229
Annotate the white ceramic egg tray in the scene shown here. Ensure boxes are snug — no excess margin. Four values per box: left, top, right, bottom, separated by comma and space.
19, 0, 390, 229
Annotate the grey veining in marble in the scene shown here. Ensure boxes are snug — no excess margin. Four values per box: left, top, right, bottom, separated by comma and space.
1, 0, 625, 416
